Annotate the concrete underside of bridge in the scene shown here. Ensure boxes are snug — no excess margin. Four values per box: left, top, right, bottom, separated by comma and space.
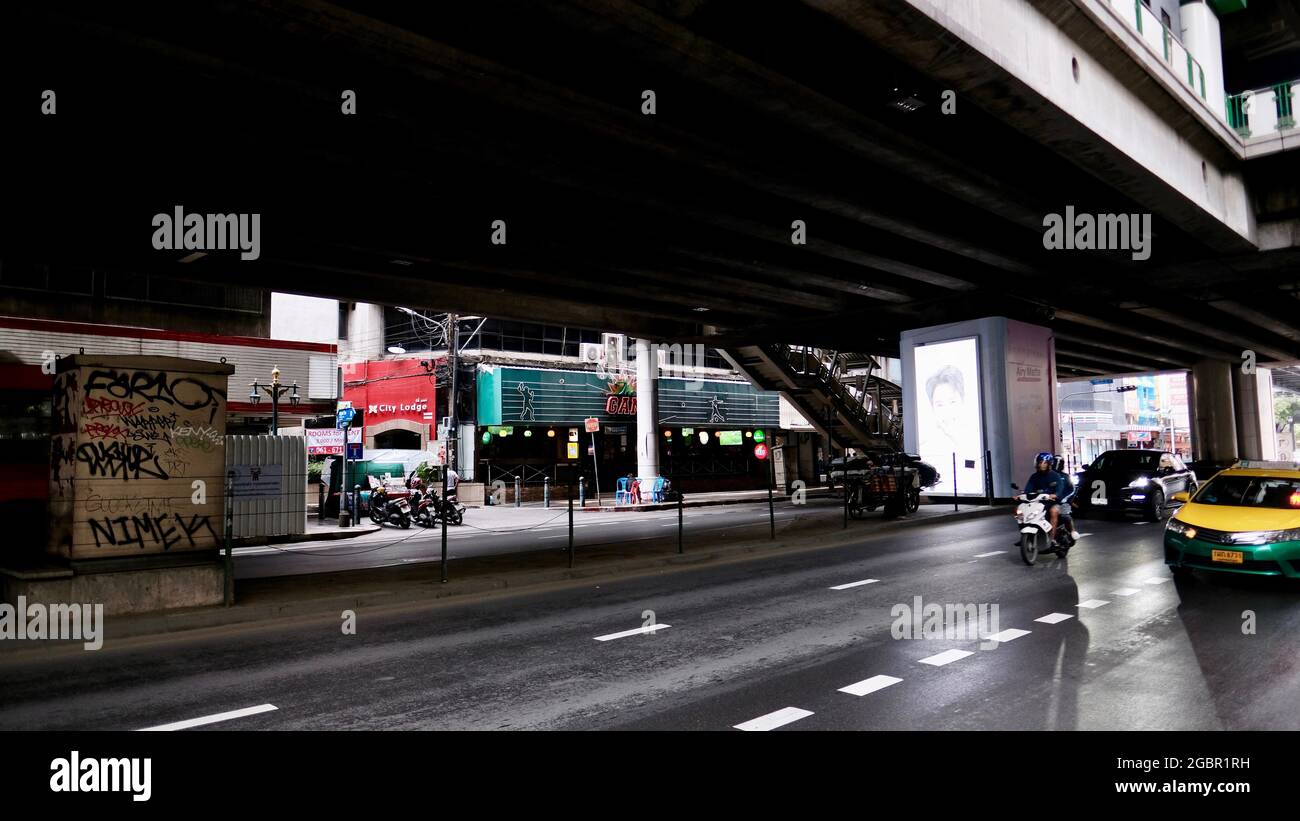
2, 1, 1300, 377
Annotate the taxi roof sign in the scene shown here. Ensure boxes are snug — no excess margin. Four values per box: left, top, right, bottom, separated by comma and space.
1230, 459, 1300, 472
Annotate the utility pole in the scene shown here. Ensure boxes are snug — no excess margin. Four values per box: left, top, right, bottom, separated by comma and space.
448, 312, 459, 474
1069, 413, 1078, 471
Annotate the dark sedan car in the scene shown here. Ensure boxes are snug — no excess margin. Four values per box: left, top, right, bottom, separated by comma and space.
1071, 449, 1197, 521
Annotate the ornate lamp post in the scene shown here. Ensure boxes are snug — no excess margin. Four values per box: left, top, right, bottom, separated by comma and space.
248, 366, 300, 434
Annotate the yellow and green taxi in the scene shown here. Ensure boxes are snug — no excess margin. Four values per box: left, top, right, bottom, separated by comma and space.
1164, 460, 1300, 578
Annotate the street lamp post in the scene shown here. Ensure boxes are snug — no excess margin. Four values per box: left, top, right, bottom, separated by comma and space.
248, 366, 301, 434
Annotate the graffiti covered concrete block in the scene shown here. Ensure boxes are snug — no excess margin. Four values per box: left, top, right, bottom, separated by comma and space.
48, 355, 235, 560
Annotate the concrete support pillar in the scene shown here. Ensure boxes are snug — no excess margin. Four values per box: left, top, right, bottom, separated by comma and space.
635, 338, 660, 482
1233, 367, 1275, 461
1181, 1, 1226, 123
1191, 359, 1237, 463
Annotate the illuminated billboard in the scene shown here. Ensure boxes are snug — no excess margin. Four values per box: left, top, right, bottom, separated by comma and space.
718, 430, 744, 446
914, 338, 984, 496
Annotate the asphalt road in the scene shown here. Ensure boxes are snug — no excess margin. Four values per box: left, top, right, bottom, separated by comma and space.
2, 511, 1298, 731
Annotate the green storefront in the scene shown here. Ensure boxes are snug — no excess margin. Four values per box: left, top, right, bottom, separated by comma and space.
476, 366, 780, 492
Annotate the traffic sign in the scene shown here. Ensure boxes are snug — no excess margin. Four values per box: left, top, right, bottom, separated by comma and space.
584, 417, 600, 433
1089, 378, 1113, 385
337, 406, 356, 427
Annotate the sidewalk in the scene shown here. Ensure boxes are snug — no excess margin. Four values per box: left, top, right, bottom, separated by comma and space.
233, 519, 381, 547
0, 502, 1004, 656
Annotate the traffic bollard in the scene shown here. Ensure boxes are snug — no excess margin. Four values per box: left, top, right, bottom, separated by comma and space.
515, 475, 521, 508
544, 476, 550, 508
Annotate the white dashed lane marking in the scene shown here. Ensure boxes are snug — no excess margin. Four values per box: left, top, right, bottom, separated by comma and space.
138, 704, 278, 732
734, 707, 814, 731
838, 675, 903, 697
829, 579, 879, 590
1035, 613, 1074, 624
593, 624, 671, 642
1111, 588, 1141, 597
973, 551, 1005, 558
1077, 599, 1110, 609
983, 628, 1031, 643
1142, 577, 1172, 585
918, 649, 974, 667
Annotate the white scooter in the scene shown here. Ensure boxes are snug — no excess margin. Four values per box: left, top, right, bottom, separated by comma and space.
1010, 483, 1075, 565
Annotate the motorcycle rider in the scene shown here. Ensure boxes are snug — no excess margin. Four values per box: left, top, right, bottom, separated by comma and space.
1053, 455, 1080, 541
1023, 451, 1070, 545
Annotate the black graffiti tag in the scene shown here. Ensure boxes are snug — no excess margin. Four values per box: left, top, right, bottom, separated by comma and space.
75, 441, 169, 481
84, 369, 226, 424
53, 371, 79, 430
87, 513, 218, 551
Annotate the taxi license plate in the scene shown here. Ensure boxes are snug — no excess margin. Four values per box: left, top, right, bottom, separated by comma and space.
1211, 549, 1243, 565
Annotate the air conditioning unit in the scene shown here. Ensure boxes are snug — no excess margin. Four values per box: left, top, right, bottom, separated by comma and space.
602, 333, 626, 369
580, 342, 606, 365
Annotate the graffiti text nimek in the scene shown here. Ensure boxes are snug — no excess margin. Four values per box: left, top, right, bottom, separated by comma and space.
87, 513, 218, 551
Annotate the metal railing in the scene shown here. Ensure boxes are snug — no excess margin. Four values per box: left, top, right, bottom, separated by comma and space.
1130, 0, 1206, 102
1226, 82, 1299, 137
482, 462, 562, 486
778, 345, 902, 446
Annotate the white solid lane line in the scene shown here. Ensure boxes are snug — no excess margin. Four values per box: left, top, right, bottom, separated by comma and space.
593, 624, 672, 642
1035, 613, 1074, 624
1111, 587, 1141, 596
918, 649, 974, 666
138, 704, 278, 732
838, 675, 903, 697
1077, 599, 1110, 609
983, 628, 1031, 644
829, 579, 879, 590
734, 707, 814, 731
973, 551, 1005, 558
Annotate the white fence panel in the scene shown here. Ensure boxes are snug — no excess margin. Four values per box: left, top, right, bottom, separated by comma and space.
226, 435, 307, 538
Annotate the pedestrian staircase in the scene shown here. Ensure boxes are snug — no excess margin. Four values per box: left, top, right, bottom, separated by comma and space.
720, 344, 903, 450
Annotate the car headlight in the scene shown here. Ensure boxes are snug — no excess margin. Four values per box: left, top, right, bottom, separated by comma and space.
1165, 518, 1196, 539
1230, 529, 1300, 545
1128, 476, 1150, 489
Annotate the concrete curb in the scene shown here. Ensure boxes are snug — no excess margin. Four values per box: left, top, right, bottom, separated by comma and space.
0, 504, 1004, 659
233, 524, 382, 547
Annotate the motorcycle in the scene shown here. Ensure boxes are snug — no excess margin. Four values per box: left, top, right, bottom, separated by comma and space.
1010, 483, 1075, 565
369, 486, 412, 529
413, 487, 464, 527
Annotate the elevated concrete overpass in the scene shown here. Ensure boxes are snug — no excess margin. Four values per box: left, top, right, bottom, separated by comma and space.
3, 0, 1300, 384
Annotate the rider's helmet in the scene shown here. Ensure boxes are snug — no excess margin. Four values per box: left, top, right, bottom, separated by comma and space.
1034, 451, 1053, 467
1051, 455, 1066, 473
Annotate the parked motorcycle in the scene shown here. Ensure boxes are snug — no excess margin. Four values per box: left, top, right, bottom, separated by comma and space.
1010, 483, 1075, 565
369, 486, 412, 529
412, 487, 464, 527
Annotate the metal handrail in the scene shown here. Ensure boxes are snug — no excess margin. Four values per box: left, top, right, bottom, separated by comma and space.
772, 343, 902, 445
1226, 81, 1299, 136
